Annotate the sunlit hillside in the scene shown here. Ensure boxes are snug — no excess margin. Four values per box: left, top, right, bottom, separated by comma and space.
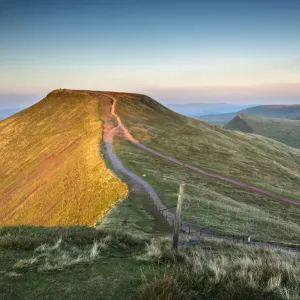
0, 89, 127, 226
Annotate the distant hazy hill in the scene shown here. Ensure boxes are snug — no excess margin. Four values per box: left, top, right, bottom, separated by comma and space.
0, 108, 21, 120
197, 105, 300, 126
164, 103, 250, 117
224, 114, 300, 148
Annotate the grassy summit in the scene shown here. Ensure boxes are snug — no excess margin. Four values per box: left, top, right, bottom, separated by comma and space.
224, 114, 300, 149
0, 90, 127, 226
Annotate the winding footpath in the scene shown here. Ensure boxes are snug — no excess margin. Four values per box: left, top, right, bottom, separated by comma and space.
104, 93, 300, 208
102, 94, 178, 228
100, 93, 300, 251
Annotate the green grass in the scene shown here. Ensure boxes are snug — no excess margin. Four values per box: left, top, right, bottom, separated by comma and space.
111, 92, 300, 203
224, 114, 300, 149
2, 90, 300, 299
0, 226, 150, 300
97, 192, 172, 236
1, 227, 300, 300
113, 137, 300, 244
138, 236, 300, 300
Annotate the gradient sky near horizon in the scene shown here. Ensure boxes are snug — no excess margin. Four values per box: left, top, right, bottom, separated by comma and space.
0, 0, 300, 108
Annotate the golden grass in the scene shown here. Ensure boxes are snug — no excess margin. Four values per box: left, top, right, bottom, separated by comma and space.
0, 89, 127, 226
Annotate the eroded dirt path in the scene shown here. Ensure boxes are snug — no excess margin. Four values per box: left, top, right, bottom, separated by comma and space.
98, 92, 300, 252
103, 93, 300, 208
100, 93, 178, 227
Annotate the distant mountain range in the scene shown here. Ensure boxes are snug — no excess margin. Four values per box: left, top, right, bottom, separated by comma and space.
164, 103, 251, 117
196, 105, 300, 126
224, 114, 300, 149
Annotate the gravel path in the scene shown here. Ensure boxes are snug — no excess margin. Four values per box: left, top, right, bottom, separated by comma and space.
100, 93, 300, 243
101, 94, 180, 228
106, 93, 300, 208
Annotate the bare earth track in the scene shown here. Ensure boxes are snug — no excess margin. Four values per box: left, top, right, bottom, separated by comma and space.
103, 93, 300, 208
99, 93, 300, 250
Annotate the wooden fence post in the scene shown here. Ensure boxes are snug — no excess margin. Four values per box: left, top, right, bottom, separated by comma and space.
173, 183, 185, 250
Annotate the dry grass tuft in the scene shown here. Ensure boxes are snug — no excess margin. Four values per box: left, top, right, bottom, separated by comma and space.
138, 237, 300, 300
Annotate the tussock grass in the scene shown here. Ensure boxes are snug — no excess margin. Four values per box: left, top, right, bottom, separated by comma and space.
138, 237, 300, 300
13, 238, 101, 272
1, 226, 300, 300
0, 226, 147, 250
0, 89, 127, 226
6, 227, 148, 273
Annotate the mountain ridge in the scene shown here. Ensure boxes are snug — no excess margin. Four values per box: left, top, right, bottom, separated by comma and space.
224, 113, 300, 148
197, 104, 300, 125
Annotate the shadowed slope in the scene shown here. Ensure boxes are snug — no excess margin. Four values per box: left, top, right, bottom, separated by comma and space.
225, 114, 300, 148
0, 89, 127, 226
224, 114, 254, 133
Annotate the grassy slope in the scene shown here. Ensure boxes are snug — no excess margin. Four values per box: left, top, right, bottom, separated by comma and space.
1, 90, 300, 299
242, 105, 300, 119
224, 114, 254, 133
196, 105, 300, 126
0, 89, 127, 226
225, 114, 300, 149
1, 227, 300, 300
0, 226, 151, 300
111, 93, 300, 202
114, 137, 300, 243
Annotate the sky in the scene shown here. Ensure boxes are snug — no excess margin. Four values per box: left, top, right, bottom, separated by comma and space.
0, 0, 300, 108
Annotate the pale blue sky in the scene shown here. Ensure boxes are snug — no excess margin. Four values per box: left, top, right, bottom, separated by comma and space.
0, 0, 299, 108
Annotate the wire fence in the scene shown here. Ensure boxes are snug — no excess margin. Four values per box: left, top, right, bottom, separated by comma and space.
157, 204, 249, 244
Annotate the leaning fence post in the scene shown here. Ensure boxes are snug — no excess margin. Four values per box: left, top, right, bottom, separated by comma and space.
172, 183, 185, 250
